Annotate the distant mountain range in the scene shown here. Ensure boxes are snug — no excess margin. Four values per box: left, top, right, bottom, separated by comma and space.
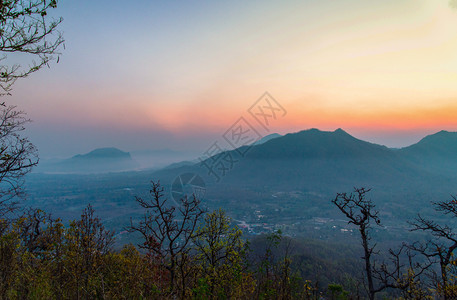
34, 129, 457, 194
252, 133, 282, 145
399, 130, 457, 158
37, 147, 139, 174
398, 130, 457, 175
26, 128, 457, 229
150, 129, 457, 203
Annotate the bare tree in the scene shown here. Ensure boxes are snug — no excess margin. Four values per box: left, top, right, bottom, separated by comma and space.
332, 187, 381, 299
128, 180, 206, 294
0, 0, 64, 212
372, 243, 432, 299
409, 196, 457, 299
0, 0, 64, 95
0, 104, 37, 214
332, 187, 430, 299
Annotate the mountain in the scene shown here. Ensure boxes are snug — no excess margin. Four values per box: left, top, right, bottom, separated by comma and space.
252, 133, 282, 145
233, 129, 425, 187
245, 128, 391, 159
399, 130, 457, 175
38, 147, 139, 174
400, 130, 457, 158
153, 128, 437, 193
72, 148, 132, 160
26, 128, 457, 235
141, 128, 457, 225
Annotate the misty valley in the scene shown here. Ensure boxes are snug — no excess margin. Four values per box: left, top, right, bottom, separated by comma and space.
27, 129, 457, 236
3, 1, 457, 299
17, 128, 457, 298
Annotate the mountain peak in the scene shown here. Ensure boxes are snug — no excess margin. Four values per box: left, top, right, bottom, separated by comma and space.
334, 128, 347, 134
296, 128, 349, 135
418, 130, 457, 142
73, 147, 131, 160
246, 128, 388, 160
400, 130, 457, 158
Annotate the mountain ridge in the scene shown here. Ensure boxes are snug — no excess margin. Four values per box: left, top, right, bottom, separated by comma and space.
37, 147, 138, 174
150, 128, 445, 195
71, 147, 132, 160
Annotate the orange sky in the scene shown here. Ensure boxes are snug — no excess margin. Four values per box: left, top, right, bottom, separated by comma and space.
8, 0, 457, 156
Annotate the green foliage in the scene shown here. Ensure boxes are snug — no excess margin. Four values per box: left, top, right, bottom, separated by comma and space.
328, 283, 349, 300
0, 198, 452, 299
101, 244, 161, 299
61, 204, 114, 298
192, 208, 251, 299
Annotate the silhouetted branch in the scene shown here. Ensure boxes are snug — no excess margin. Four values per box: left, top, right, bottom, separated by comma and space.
127, 180, 206, 293
0, 0, 64, 95
408, 198, 457, 299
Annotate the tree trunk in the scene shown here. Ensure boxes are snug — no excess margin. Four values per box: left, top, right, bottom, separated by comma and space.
361, 226, 375, 300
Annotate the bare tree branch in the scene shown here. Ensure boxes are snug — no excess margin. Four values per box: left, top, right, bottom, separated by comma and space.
127, 180, 206, 295
0, 103, 37, 214
408, 197, 457, 299
0, 0, 64, 95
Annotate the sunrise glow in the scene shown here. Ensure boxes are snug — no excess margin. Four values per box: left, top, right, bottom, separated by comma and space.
9, 0, 457, 156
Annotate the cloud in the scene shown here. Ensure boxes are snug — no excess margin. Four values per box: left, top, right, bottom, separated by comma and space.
450, 0, 457, 9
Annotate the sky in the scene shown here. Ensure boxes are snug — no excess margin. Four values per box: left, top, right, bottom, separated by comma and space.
7, 0, 457, 158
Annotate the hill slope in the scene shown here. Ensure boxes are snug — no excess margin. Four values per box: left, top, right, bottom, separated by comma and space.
399, 130, 457, 175
155, 129, 439, 193
39, 148, 139, 174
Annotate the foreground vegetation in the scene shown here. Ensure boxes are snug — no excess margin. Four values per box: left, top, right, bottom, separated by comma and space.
1, 181, 457, 299
0, 202, 328, 299
3, 1, 457, 299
